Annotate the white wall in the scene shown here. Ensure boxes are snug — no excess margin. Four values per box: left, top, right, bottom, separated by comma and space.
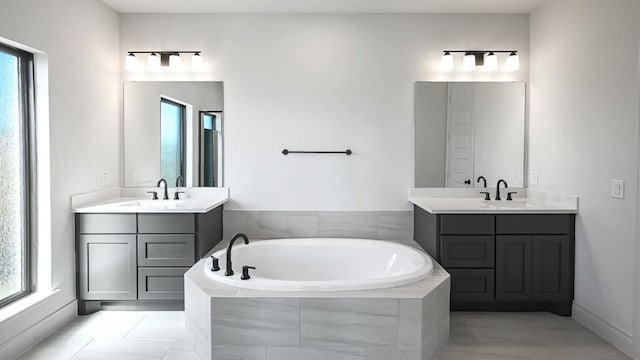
120, 13, 529, 210
530, 0, 640, 354
0, 0, 120, 355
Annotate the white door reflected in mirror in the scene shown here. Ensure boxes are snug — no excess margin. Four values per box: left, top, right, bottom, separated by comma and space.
415, 81, 526, 188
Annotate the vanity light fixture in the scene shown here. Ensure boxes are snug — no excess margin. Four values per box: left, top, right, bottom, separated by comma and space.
191, 52, 204, 71
505, 51, 520, 72
148, 52, 161, 71
124, 51, 204, 72
440, 50, 519, 72
440, 51, 454, 72
483, 52, 498, 72
125, 52, 139, 71
462, 53, 477, 71
169, 53, 182, 70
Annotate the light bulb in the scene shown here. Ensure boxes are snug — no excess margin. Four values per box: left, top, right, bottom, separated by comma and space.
505, 52, 520, 72
125, 53, 138, 71
462, 54, 476, 72
483, 52, 498, 72
148, 52, 161, 71
440, 52, 453, 72
169, 53, 182, 71
191, 52, 204, 71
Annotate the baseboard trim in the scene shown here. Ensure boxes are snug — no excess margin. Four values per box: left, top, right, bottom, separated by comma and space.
0, 299, 77, 359
572, 302, 633, 357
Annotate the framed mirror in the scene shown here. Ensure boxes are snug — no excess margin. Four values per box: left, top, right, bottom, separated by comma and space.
415, 81, 525, 188
124, 81, 224, 187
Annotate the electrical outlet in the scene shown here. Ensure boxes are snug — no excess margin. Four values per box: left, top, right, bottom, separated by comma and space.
531, 171, 539, 185
611, 179, 624, 199
101, 172, 108, 187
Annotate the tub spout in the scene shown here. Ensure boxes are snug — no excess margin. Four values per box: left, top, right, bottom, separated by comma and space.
225, 233, 249, 276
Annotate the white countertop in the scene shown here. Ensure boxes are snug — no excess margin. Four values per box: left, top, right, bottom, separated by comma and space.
72, 187, 230, 213
409, 188, 578, 214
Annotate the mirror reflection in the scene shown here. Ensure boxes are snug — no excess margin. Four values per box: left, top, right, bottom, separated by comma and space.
124, 81, 224, 187
415, 82, 525, 188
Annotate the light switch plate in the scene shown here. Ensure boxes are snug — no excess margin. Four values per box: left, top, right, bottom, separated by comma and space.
531, 172, 539, 185
611, 179, 624, 199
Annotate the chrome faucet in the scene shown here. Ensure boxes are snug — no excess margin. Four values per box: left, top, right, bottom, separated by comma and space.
495, 179, 508, 201
225, 233, 249, 276
157, 178, 169, 200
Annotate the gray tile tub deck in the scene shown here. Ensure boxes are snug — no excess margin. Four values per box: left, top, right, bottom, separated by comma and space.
184, 241, 450, 360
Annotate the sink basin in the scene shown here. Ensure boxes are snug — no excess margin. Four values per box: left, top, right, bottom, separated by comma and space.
118, 199, 186, 209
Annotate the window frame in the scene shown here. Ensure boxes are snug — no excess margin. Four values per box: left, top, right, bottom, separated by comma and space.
0, 42, 35, 308
159, 97, 186, 182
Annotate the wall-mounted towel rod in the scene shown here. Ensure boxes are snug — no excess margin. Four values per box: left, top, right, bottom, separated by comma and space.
282, 149, 352, 155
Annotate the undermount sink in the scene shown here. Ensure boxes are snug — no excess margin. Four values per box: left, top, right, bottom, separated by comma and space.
118, 199, 186, 209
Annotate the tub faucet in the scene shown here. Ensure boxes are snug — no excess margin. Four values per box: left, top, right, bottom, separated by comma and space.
157, 178, 169, 200
495, 179, 509, 201
225, 233, 249, 276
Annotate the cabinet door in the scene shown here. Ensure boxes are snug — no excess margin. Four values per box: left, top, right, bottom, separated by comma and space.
496, 235, 532, 301
78, 235, 137, 300
532, 235, 572, 302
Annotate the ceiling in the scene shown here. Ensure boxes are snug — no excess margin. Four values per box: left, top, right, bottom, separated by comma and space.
101, 0, 549, 14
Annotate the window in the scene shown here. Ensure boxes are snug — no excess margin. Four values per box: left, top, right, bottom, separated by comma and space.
160, 98, 185, 182
0, 43, 34, 307
199, 111, 223, 187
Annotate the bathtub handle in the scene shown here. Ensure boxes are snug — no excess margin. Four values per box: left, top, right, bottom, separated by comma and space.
241, 266, 256, 280
210, 256, 220, 272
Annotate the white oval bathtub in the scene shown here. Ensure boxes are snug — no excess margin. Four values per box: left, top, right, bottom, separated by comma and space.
203, 238, 433, 291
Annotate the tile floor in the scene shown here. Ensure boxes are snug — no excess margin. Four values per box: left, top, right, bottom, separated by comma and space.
16, 311, 631, 360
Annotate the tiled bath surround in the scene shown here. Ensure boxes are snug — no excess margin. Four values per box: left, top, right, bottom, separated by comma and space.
184, 252, 450, 360
223, 210, 414, 241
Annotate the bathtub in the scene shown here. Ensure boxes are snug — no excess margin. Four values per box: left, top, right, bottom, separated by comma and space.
203, 238, 433, 291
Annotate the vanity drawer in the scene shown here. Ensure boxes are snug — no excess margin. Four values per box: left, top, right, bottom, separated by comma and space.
449, 269, 495, 302
496, 215, 574, 235
77, 214, 137, 234
137, 234, 195, 266
440, 215, 495, 235
138, 214, 195, 234
440, 236, 495, 268
137, 267, 189, 300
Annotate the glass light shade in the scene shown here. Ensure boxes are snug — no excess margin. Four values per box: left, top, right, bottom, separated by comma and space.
483, 52, 498, 72
169, 54, 182, 70
191, 52, 204, 71
462, 54, 476, 71
440, 52, 453, 72
125, 53, 138, 71
148, 53, 161, 71
505, 52, 520, 72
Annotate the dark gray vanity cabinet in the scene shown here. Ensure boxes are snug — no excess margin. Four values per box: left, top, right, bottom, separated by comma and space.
78, 214, 138, 301
76, 206, 223, 314
414, 207, 575, 316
